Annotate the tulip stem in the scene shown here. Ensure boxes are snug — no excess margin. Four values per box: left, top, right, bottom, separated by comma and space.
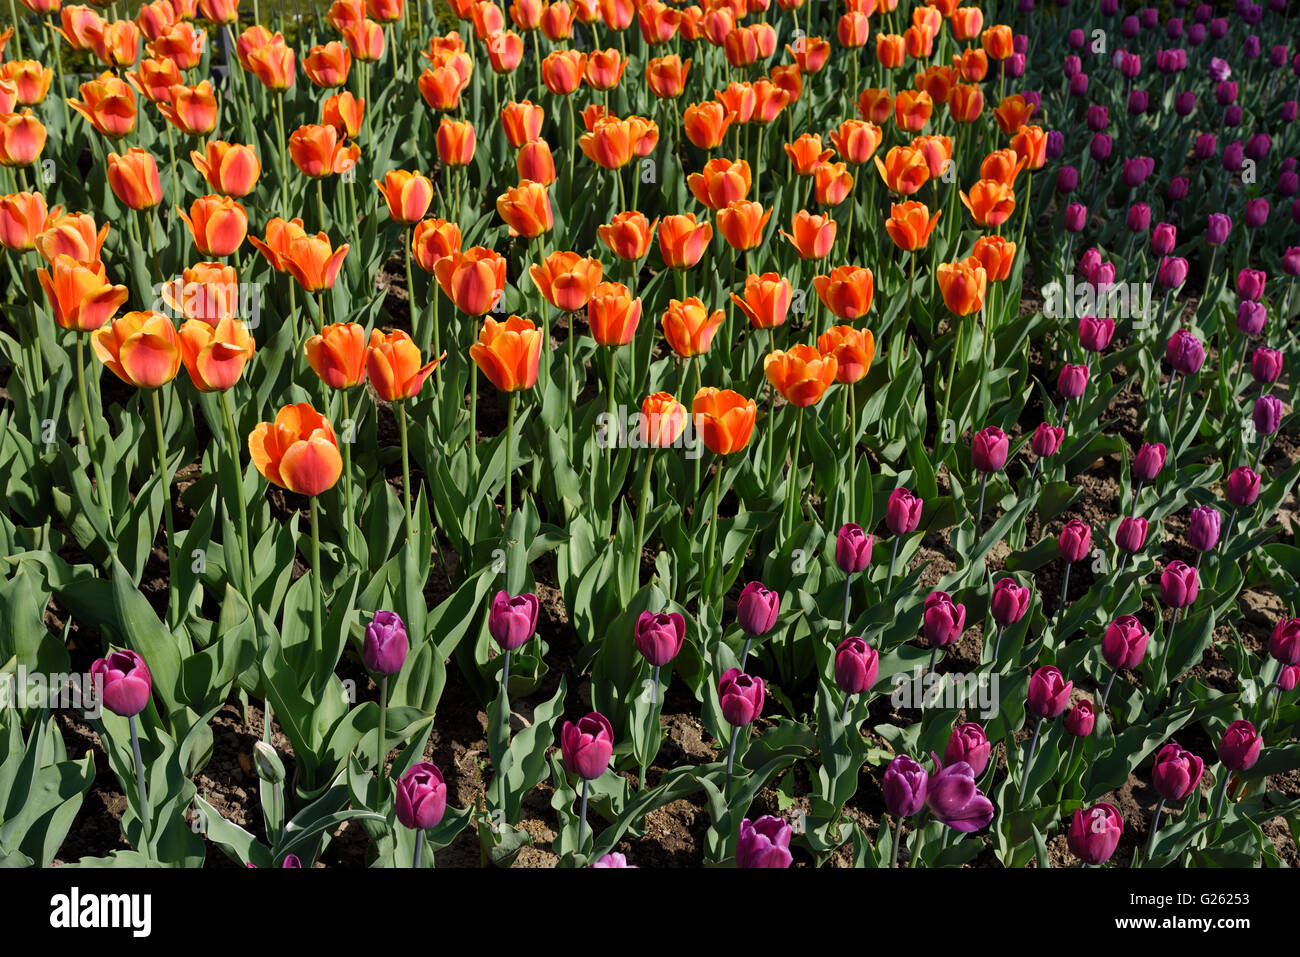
338, 387, 356, 559
991, 624, 1005, 662
129, 714, 150, 848
887, 537, 900, 590
1219, 506, 1239, 557
309, 497, 324, 661
939, 324, 959, 445
840, 573, 852, 638
396, 399, 414, 542
273, 93, 288, 213
634, 449, 654, 583
75, 337, 109, 517
165, 126, 182, 224
704, 456, 723, 611
739, 637, 751, 670
1145, 797, 1165, 862
413, 830, 423, 869
975, 471, 988, 540
1100, 667, 1118, 712
1212, 771, 1228, 821
219, 390, 253, 602
784, 407, 804, 540
927, 645, 938, 677
503, 390, 516, 528
889, 817, 903, 868
840, 694, 851, 725
405, 230, 420, 345
377, 675, 388, 802
1017, 717, 1044, 806
577, 778, 590, 854
1159, 608, 1181, 694
1059, 563, 1072, 621
1055, 737, 1079, 803
725, 725, 739, 802
765, 328, 776, 482
150, 390, 179, 629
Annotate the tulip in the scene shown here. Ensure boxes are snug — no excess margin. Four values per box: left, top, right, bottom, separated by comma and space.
928, 759, 995, 832
923, 591, 966, 655
395, 762, 447, 866
661, 297, 724, 359
835, 636, 878, 720
178, 194, 247, 258
730, 273, 792, 330
38, 255, 129, 334
1187, 505, 1221, 553
376, 170, 434, 225
470, 315, 543, 394
0, 110, 45, 168
1115, 516, 1148, 557
634, 611, 685, 669
0, 190, 47, 252
105, 147, 162, 212
1218, 720, 1261, 773
1069, 803, 1123, 866
886, 201, 941, 252
516, 138, 555, 185
1030, 423, 1063, 465
812, 264, 874, 320
68, 73, 137, 139
718, 665, 763, 775
249, 402, 342, 498
1065, 699, 1095, 737
282, 232, 349, 298
435, 246, 508, 317
177, 317, 254, 393
735, 581, 779, 657
590, 852, 635, 868
597, 211, 656, 262
1271, 618, 1300, 668
1019, 665, 1072, 804
1149, 743, 1203, 860
874, 145, 929, 196
882, 754, 928, 864
304, 42, 353, 87
736, 816, 793, 868
91, 649, 154, 840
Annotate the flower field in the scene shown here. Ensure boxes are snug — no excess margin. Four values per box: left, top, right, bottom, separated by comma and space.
1, 0, 1299, 871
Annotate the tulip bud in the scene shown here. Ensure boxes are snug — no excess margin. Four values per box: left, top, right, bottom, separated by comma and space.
718, 667, 765, 726
1187, 505, 1221, 552
835, 523, 873, 573
1157, 256, 1189, 289
882, 754, 928, 816
834, 636, 879, 696
488, 590, 540, 651
1164, 329, 1204, 374
944, 723, 991, 776
1236, 300, 1267, 336
736, 815, 793, 868
363, 609, 409, 676
1280, 665, 1300, 691
560, 712, 615, 779
1031, 423, 1064, 458
1218, 719, 1261, 771
1068, 803, 1123, 865
1160, 560, 1199, 608
1251, 347, 1283, 385
1252, 394, 1283, 436
991, 577, 1031, 627
253, 740, 286, 784
1237, 267, 1266, 301
1115, 516, 1148, 554
90, 650, 153, 717
395, 762, 448, 830
1270, 617, 1300, 666
1133, 442, 1167, 481
1103, 614, 1149, 669
633, 611, 686, 667
1065, 699, 1095, 736
1225, 466, 1261, 506
736, 581, 779, 636
1064, 203, 1088, 232
886, 487, 923, 535
972, 426, 1009, 473
1152, 742, 1204, 801
1150, 223, 1176, 256
1028, 665, 1073, 719
1057, 519, 1091, 563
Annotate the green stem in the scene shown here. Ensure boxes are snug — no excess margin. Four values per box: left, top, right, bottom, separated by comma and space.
339, 387, 355, 556
219, 389, 253, 602
396, 399, 414, 542
75, 337, 109, 516
309, 497, 324, 660
503, 391, 517, 527
1017, 717, 1044, 806
377, 675, 388, 802
150, 389, 179, 628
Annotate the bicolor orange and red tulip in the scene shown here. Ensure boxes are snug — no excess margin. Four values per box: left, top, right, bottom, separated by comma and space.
106, 148, 163, 209
341, 18, 385, 61
159, 80, 219, 136
1010, 125, 1047, 172
960, 179, 1016, 227
162, 261, 239, 325
191, 141, 260, 197
894, 90, 933, 132
179, 195, 247, 257
646, 55, 690, 99
198, 0, 239, 24
692, 388, 756, 455
500, 99, 543, 147
814, 265, 875, 320
817, 325, 876, 383
149, 22, 206, 70
496, 180, 553, 238
436, 117, 476, 168
662, 297, 725, 358
56, 6, 107, 51
0, 191, 49, 252
530, 251, 603, 312
249, 403, 343, 497
952, 48, 988, 82
411, 217, 463, 272
248, 217, 309, 272
470, 315, 543, 391
857, 88, 892, 125
435, 246, 508, 315
829, 119, 882, 166
328, 0, 367, 39
36, 211, 108, 264
584, 48, 627, 90
717, 199, 771, 251
126, 57, 183, 103
885, 201, 941, 251
813, 162, 853, 207
980, 24, 1013, 60
750, 79, 790, 124
367, 0, 404, 23
682, 100, 733, 149
915, 64, 957, 104
937, 256, 988, 315
2, 61, 52, 105
541, 50, 586, 95
290, 124, 359, 178
979, 147, 1025, 187
876, 33, 905, 68
247, 34, 295, 90
38, 255, 129, 332
788, 35, 830, 73
764, 345, 837, 407
470, 0, 504, 38
304, 42, 352, 87
366, 329, 445, 401
785, 133, 832, 177
951, 6, 983, 41
914, 134, 953, 178
657, 213, 711, 269
730, 272, 792, 330
516, 138, 556, 185
136, 0, 179, 42
781, 209, 837, 260
68, 73, 137, 139
579, 115, 640, 170
687, 157, 751, 209
178, 316, 255, 391
587, 281, 642, 346
92, 310, 183, 388
716, 81, 756, 124
875, 145, 930, 196
0, 110, 46, 167
972, 235, 1017, 283
283, 232, 350, 292
837, 11, 869, 47
305, 322, 368, 389
639, 392, 687, 447
91, 21, 142, 70
992, 94, 1035, 134
377, 170, 434, 225
486, 31, 524, 73
418, 61, 469, 111
322, 91, 365, 140
597, 210, 657, 261
542, 0, 576, 39
903, 23, 935, 59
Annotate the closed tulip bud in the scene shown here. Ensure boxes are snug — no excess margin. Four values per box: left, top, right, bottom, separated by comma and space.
1218, 719, 1261, 771
435, 246, 508, 316
1056, 166, 1078, 194
718, 667, 764, 726
691, 387, 756, 455
1058, 519, 1091, 562
1168, 177, 1189, 202
944, 723, 990, 776
886, 488, 923, 535
488, 590, 539, 651
1251, 347, 1283, 385
736, 816, 793, 868
991, 577, 1030, 627
1104, 614, 1149, 669
972, 426, 1009, 473
1115, 516, 1149, 554
376, 169, 434, 225
730, 272, 793, 330
1065, 699, 1095, 736
1175, 91, 1196, 115
305, 322, 367, 390
736, 581, 779, 636
1270, 617, 1300, 665
1160, 560, 1199, 608
1252, 394, 1283, 436
1064, 203, 1087, 232
1225, 466, 1261, 507
835, 524, 872, 573
363, 610, 408, 676
813, 265, 874, 320
1056, 363, 1089, 400
1068, 803, 1123, 865
657, 213, 712, 269
882, 754, 928, 816
937, 257, 987, 315
178, 317, 255, 392
395, 762, 447, 830
922, 591, 966, 647
633, 611, 685, 667
1187, 505, 1221, 552
515, 138, 555, 185
560, 712, 614, 780
816, 326, 875, 384
1280, 665, 1300, 691
304, 42, 353, 87
1090, 134, 1114, 163
1152, 742, 1204, 801
1030, 423, 1063, 459
1244, 199, 1269, 229
1195, 133, 1219, 160
1236, 267, 1266, 302
252, 740, 286, 785
1077, 315, 1113, 353
1133, 442, 1166, 481
90, 650, 152, 717
1126, 202, 1150, 233
1164, 329, 1204, 374
597, 211, 656, 262
1028, 665, 1073, 719
834, 636, 878, 696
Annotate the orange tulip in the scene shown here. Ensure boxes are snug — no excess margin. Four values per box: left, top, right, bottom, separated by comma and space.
367, 0, 405, 23
876, 33, 905, 68
837, 11, 869, 48
377, 169, 434, 224
657, 213, 712, 268
190, 140, 261, 197
687, 157, 751, 210
198, 0, 239, 23
470, 315, 544, 391
0, 191, 49, 252
723, 23, 761, 68
813, 162, 854, 207
948, 83, 983, 123
136, 0, 179, 42
692, 387, 756, 455
885, 201, 941, 251
435, 246, 508, 315
979, 147, 1026, 187
647, 55, 690, 99
903, 23, 934, 59
816, 325, 875, 383
436, 117, 476, 168
599, 0, 634, 31
486, 31, 524, 73
38, 255, 130, 332
91, 20, 142, 69
682, 100, 733, 150
857, 87, 892, 125
914, 134, 953, 178
470, 0, 504, 39
829, 119, 882, 166
911, 4, 941, 33
716, 81, 756, 125
579, 115, 640, 170
305, 322, 368, 389
952, 47, 988, 82
770, 64, 803, 105
915, 64, 957, 104
992, 94, 1035, 134
0, 110, 46, 167
126, 57, 182, 104
936, 256, 987, 315
542, 50, 586, 95
717, 199, 771, 251
788, 35, 830, 73
662, 297, 725, 358
1010, 125, 1047, 172
541, 0, 575, 39
178, 316, 255, 392
161, 261, 239, 325
92, 310, 183, 388
813, 265, 875, 320
290, 124, 358, 178
529, 250, 603, 312
247, 34, 295, 91
516, 138, 556, 185
248, 402, 343, 497
178, 194, 246, 257
950, 6, 982, 39
500, 99, 543, 147
328, 0, 366, 32
510, 0, 543, 29
636, 0, 679, 44
283, 232, 350, 292
418, 61, 470, 111
148, 22, 206, 70
894, 89, 933, 132
875, 144, 930, 196
764, 344, 837, 407
597, 210, 657, 261
35, 211, 108, 264
366, 329, 445, 401
960, 179, 1016, 227
750, 78, 789, 124
68, 73, 137, 139
584, 48, 627, 91
730, 272, 792, 330
638, 392, 687, 447
0, 80, 18, 116
980, 24, 1012, 60
322, 91, 365, 140
2, 61, 52, 105
411, 217, 462, 273
587, 281, 642, 346
247, 216, 309, 272
780, 209, 836, 260
971, 234, 1017, 282
496, 179, 553, 238
304, 42, 352, 87
342, 18, 385, 61
159, 80, 219, 135
785, 133, 832, 176
56, 6, 107, 51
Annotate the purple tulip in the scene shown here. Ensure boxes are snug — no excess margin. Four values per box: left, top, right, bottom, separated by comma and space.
944, 723, 992, 777
633, 611, 686, 667
1226, 466, 1261, 506
1206, 212, 1232, 245
1086, 104, 1109, 131
1031, 423, 1064, 458
1056, 166, 1079, 193
590, 852, 637, 868
1067, 28, 1085, 49
1167, 176, 1189, 202
736, 816, 793, 868
1218, 720, 1261, 771
1028, 665, 1073, 719
926, 759, 995, 832
736, 581, 780, 636
835, 523, 873, 573
1236, 300, 1267, 336
1115, 516, 1149, 554
1222, 140, 1244, 171
1284, 247, 1300, 276
1064, 203, 1088, 232
1157, 256, 1189, 289
1103, 615, 1149, 669
1122, 156, 1154, 188
1090, 133, 1113, 161
90, 650, 152, 718
1244, 198, 1270, 228
922, 591, 966, 647
886, 487, 923, 536
1165, 329, 1204, 373
1065, 699, 1095, 737
1188, 505, 1221, 551
394, 762, 448, 830
1245, 133, 1271, 162
834, 636, 879, 696
972, 426, 1009, 473
1252, 394, 1283, 435
991, 577, 1031, 627
1207, 56, 1232, 81
1058, 518, 1092, 562
1078, 315, 1114, 353
1251, 347, 1283, 384
1152, 742, 1204, 801
363, 610, 409, 676
1174, 90, 1196, 115
1134, 442, 1167, 480
718, 668, 764, 726
882, 754, 928, 817
1127, 89, 1148, 114
1194, 133, 1218, 160
1269, 617, 1300, 665
1160, 560, 1200, 607
1069, 72, 1090, 97
1150, 223, 1176, 256
560, 712, 615, 779
1280, 665, 1300, 691
1057, 363, 1089, 400
1068, 803, 1124, 865
488, 591, 540, 651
